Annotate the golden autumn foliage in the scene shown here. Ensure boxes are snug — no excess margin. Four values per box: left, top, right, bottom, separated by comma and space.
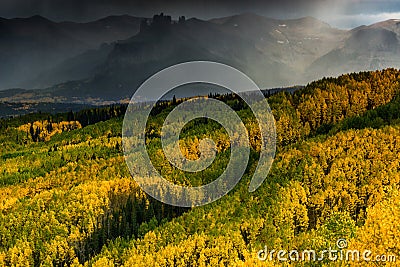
1, 69, 400, 266
348, 188, 400, 266
18, 120, 82, 141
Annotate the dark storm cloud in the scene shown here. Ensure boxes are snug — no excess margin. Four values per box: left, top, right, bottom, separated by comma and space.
0, 0, 399, 27
0, 0, 324, 21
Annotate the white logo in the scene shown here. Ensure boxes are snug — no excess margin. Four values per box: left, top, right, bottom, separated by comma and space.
122, 61, 276, 207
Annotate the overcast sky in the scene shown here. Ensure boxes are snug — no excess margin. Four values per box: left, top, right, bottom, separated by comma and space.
1, 0, 400, 28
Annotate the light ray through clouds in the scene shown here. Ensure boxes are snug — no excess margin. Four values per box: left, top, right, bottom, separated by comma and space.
326, 12, 400, 29
313, 0, 400, 28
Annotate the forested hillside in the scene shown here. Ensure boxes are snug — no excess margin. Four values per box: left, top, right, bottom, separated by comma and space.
1, 69, 400, 266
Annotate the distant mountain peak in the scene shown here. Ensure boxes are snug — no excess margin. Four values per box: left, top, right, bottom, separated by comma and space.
26, 15, 52, 23
368, 18, 400, 28
210, 12, 278, 25
139, 13, 189, 33
288, 16, 332, 28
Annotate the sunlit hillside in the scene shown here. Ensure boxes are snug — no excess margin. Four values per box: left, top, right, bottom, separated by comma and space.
1, 69, 400, 266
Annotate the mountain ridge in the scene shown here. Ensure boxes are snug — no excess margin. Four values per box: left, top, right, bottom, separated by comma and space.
1, 13, 400, 103
0, 14, 144, 89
